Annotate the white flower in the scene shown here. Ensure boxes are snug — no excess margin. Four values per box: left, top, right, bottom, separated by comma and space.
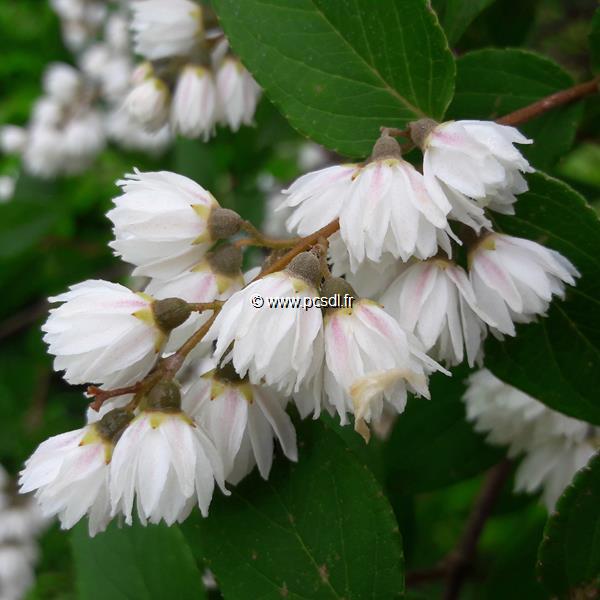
171, 65, 217, 140
31, 98, 63, 127
105, 12, 129, 52
381, 258, 492, 367
417, 119, 533, 230
19, 423, 117, 536
107, 169, 221, 279
42, 279, 164, 386
110, 404, 227, 524
130, 0, 202, 61
329, 232, 405, 298
183, 367, 297, 483
469, 233, 579, 335
62, 111, 105, 171
0, 125, 27, 155
463, 369, 598, 509
23, 126, 66, 178
283, 136, 455, 270
105, 106, 172, 154
124, 76, 170, 130
0, 176, 16, 203
43, 62, 82, 105
319, 282, 446, 438
282, 164, 356, 236
206, 252, 324, 395
216, 57, 261, 131
145, 244, 244, 350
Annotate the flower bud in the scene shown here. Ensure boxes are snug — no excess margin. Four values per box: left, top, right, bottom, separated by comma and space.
95, 408, 134, 444
286, 251, 322, 288
207, 207, 242, 240
370, 133, 402, 161
124, 77, 170, 130
206, 244, 243, 278
408, 118, 439, 150
144, 380, 182, 412
152, 297, 192, 333
320, 277, 357, 313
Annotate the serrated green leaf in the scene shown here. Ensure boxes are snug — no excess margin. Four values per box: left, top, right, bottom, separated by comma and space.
213, 0, 455, 158
71, 521, 205, 600
486, 171, 600, 425
384, 367, 503, 494
184, 420, 404, 599
431, 0, 495, 45
448, 49, 583, 170
537, 451, 600, 597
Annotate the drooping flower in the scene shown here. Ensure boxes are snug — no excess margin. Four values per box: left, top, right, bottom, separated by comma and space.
107, 169, 240, 279
171, 65, 217, 140
183, 363, 297, 483
463, 369, 598, 509
469, 233, 579, 335
42, 280, 170, 387
43, 62, 82, 105
145, 244, 244, 351
215, 57, 261, 131
130, 0, 203, 61
283, 134, 455, 270
381, 258, 492, 366
318, 278, 446, 440
110, 382, 227, 524
206, 251, 324, 394
19, 409, 133, 536
124, 76, 170, 131
411, 118, 534, 230
328, 232, 405, 298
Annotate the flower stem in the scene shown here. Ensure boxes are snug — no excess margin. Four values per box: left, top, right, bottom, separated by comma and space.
257, 219, 341, 279
239, 220, 302, 249
188, 300, 224, 312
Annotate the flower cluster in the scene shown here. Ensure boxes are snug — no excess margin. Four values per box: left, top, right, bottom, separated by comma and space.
0, 465, 48, 600
21, 117, 580, 534
0, 0, 260, 185
464, 370, 599, 510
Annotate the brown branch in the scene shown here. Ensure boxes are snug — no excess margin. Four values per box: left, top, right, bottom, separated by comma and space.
160, 312, 218, 378
0, 301, 48, 341
239, 220, 302, 249
443, 459, 513, 600
87, 382, 145, 411
497, 77, 600, 126
258, 219, 340, 279
405, 460, 513, 596
387, 76, 600, 139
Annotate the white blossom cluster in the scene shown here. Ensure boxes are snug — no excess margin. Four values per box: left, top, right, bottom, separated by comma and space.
0, 0, 260, 187
0, 465, 48, 600
20, 117, 582, 535
464, 370, 599, 510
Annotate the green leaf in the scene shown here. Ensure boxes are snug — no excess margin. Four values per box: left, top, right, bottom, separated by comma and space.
537, 451, 600, 598
71, 521, 205, 600
590, 9, 600, 73
486, 171, 600, 425
184, 420, 404, 599
448, 49, 583, 170
431, 0, 496, 45
213, 0, 455, 158
384, 367, 503, 494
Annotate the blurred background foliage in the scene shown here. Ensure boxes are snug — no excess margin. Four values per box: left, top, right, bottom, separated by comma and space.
0, 1, 598, 598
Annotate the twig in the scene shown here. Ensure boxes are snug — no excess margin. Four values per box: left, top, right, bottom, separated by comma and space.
386, 76, 600, 139
188, 301, 224, 312
87, 382, 145, 411
443, 459, 513, 600
0, 301, 48, 341
497, 77, 600, 126
239, 220, 302, 249
160, 312, 218, 378
257, 219, 340, 278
